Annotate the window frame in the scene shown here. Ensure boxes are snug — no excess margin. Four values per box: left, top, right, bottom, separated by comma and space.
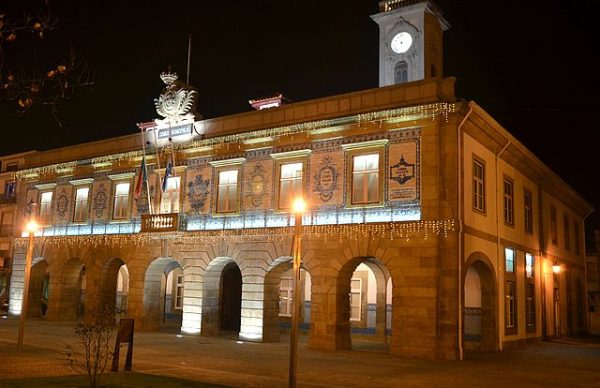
72, 185, 91, 223
174, 274, 184, 310
550, 205, 558, 245
505, 280, 517, 334
472, 156, 486, 213
342, 140, 387, 209
38, 190, 54, 225
525, 283, 535, 330
270, 150, 310, 211
351, 153, 381, 206
563, 213, 570, 251
160, 175, 182, 214
503, 176, 514, 226
349, 277, 362, 322
112, 181, 132, 220
278, 276, 293, 317
524, 189, 533, 234
210, 158, 245, 215
574, 221, 580, 255
505, 247, 515, 273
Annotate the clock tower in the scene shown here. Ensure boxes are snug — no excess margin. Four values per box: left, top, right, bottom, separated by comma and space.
371, 0, 449, 87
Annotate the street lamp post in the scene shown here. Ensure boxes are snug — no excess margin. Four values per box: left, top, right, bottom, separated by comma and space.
289, 197, 306, 388
17, 220, 39, 350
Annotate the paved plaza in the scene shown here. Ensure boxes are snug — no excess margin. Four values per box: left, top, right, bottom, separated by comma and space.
1, 318, 599, 387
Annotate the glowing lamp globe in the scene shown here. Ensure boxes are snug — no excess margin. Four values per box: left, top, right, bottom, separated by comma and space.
25, 220, 39, 234
552, 262, 561, 274
292, 198, 306, 214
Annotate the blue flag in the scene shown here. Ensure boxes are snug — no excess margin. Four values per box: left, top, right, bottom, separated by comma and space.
162, 158, 172, 192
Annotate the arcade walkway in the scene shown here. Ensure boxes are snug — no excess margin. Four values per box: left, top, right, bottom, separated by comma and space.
1, 318, 599, 387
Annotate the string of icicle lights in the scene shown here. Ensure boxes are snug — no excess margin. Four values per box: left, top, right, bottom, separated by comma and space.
14, 102, 459, 180
15, 219, 456, 248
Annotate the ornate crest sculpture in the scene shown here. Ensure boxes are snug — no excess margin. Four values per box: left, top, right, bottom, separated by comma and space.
154, 69, 200, 125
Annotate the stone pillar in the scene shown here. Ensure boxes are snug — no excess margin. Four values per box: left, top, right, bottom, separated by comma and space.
181, 264, 203, 335
127, 265, 146, 331
239, 271, 265, 342
8, 252, 26, 316
308, 271, 348, 351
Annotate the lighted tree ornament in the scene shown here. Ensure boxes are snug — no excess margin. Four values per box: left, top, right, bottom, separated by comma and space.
0, 2, 93, 120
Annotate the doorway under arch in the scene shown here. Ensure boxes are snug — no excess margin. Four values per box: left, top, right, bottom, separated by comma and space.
337, 257, 391, 353
263, 257, 312, 342
27, 258, 49, 318
58, 258, 85, 320
463, 257, 498, 352
142, 257, 183, 330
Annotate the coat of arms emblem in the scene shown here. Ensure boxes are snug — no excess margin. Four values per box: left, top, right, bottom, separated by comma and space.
154, 69, 200, 125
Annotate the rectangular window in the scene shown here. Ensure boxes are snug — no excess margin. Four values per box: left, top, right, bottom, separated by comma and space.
472, 159, 485, 212
525, 253, 534, 278
524, 190, 533, 234
550, 205, 558, 245
160, 176, 181, 214
505, 248, 515, 273
72, 187, 90, 223
352, 154, 379, 205
503, 178, 514, 225
350, 278, 362, 321
563, 214, 570, 251
4, 181, 16, 197
113, 182, 130, 220
574, 222, 580, 255
526, 283, 535, 328
39, 191, 53, 225
217, 170, 238, 213
5, 162, 18, 172
279, 163, 303, 209
174, 275, 184, 309
505, 281, 516, 330
279, 277, 293, 317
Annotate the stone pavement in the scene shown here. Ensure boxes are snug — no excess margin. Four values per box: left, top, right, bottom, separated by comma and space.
1, 317, 600, 387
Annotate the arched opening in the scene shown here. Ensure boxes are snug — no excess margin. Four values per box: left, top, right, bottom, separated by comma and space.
337, 257, 391, 353
394, 61, 408, 84
142, 257, 183, 331
27, 258, 49, 318
463, 257, 498, 353
101, 258, 128, 317
220, 262, 242, 331
59, 258, 85, 320
263, 257, 312, 342
201, 257, 244, 338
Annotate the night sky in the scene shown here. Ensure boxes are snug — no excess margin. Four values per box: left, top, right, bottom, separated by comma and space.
1, 1, 598, 242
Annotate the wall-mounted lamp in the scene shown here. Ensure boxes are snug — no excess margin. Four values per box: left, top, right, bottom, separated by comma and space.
552, 262, 561, 274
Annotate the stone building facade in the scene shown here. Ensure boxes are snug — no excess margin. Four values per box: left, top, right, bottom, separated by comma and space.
4, 0, 593, 360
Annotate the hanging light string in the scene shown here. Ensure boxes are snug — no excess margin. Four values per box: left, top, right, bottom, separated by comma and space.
14, 219, 455, 249
14, 102, 459, 180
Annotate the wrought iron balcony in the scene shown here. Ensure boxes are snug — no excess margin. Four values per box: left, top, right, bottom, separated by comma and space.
141, 213, 182, 233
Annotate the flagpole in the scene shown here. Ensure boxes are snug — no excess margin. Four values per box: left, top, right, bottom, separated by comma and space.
140, 128, 153, 215
153, 126, 162, 215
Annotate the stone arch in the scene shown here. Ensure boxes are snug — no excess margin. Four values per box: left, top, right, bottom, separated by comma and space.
100, 257, 128, 315
57, 257, 85, 320
27, 258, 49, 318
201, 257, 239, 337
335, 256, 391, 351
142, 257, 182, 330
263, 256, 312, 342
463, 251, 498, 353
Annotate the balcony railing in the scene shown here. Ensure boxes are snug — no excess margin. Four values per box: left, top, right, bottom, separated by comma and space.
141, 213, 181, 233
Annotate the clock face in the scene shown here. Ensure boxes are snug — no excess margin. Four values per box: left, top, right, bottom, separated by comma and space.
390, 32, 413, 54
